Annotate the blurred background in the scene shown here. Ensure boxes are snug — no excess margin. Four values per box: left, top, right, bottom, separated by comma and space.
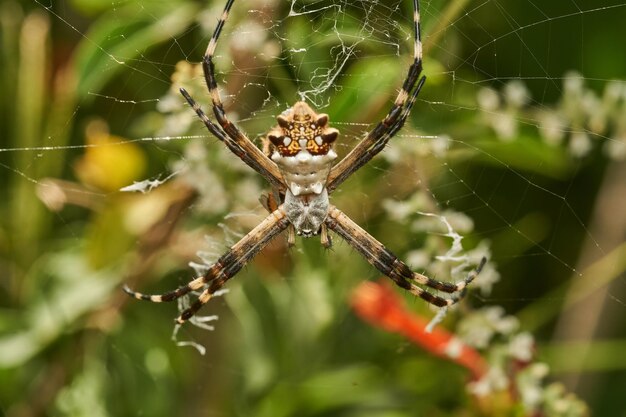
1, 0, 625, 415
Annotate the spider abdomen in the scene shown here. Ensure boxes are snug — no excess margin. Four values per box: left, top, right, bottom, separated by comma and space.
283, 188, 329, 237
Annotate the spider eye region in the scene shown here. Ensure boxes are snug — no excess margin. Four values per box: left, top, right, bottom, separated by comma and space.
268, 101, 339, 157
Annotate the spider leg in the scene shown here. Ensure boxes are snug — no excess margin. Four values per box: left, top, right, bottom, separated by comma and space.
180, 88, 284, 190
124, 206, 290, 323
325, 206, 486, 307
327, 75, 425, 192
320, 223, 332, 248
327, 0, 425, 192
196, 0, 284, 189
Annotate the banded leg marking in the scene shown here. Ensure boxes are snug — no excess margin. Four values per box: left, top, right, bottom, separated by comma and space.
179, 0, 284, 190
124, 206, 290, 323
327, 0, 425, 192
180, 88, 284, 189
325, 206, 485, 307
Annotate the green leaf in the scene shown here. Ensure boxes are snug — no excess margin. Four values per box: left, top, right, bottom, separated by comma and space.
474, 135, 573, 179
73, 1, 199, 100
0, 252, 121, 368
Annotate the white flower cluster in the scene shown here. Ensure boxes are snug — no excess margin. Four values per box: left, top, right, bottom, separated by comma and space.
382, 190, 499, 296
458, 307, 588, 416
478, 73, 626, 159
477, 80, 530, 141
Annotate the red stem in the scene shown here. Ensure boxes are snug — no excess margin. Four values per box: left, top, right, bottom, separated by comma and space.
351, 280, 487, 380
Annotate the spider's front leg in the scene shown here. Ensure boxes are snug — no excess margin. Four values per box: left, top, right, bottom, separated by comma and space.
124, 206, 290, 323
327, 0, 426, 192
325, 206, 486, 307
179, 88, 285, 191
178, 0, 286, 191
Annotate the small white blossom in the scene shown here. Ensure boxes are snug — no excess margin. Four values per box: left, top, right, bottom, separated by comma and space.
563, 71, 584, 94
516, 363, 549, 410
605, 135, 626, 160
504, 80, 530, 108
405, 249, 430, 269
508, 332, 534, 362
569, 131, 592, 157
444, 337, 464, 359
459, 306, 519, 348
468, 366, 509, 397
431, 134, 450, 158
538, 111, 566, 145
492, 112, 517, 140
477, 87, 500, 111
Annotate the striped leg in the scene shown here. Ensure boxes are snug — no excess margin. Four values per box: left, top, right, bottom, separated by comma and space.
124, 206, 290, 323
180, 88, 284, 190
327, 75, 426, 193
199, 0, 283, 187
180, 0, 284, 189
327, 0, 425, 192
325, 206, 486, 307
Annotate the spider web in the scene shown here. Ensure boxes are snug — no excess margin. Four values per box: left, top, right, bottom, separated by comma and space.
2, 0, 626, 415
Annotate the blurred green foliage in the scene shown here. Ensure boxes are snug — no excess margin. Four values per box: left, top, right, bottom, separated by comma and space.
1, 0, 625, 416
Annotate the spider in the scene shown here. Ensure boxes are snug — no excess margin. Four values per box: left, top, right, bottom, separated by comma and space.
124, 0, 486, 324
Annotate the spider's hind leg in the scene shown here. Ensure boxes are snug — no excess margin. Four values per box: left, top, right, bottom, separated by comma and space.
325, 206, 485, 308
122, 274, 207, 303
124, 206, 290, 323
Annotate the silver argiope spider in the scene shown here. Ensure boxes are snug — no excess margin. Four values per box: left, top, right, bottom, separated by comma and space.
124, 0, 486, 324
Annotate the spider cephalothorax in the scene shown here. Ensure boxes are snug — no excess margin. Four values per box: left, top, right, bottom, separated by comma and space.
124, 0, 486, 325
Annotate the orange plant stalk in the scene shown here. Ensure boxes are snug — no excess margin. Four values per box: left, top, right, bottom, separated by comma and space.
351, 280, 487, 380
